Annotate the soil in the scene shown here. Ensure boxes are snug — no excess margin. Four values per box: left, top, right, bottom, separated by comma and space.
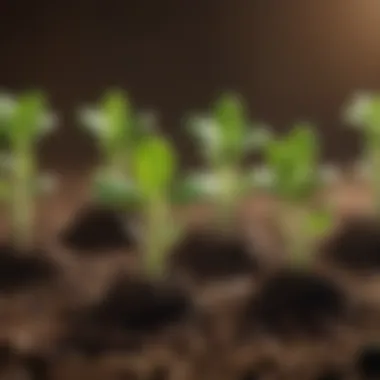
0, 173, 379, 379
60, 277, 194, 357
321, 216, 380, 273
355, 344, 380, 378
169, 227, 259, 282
59, 204, 136, 254
0, 243, 58, 293
241, 269, 348, 338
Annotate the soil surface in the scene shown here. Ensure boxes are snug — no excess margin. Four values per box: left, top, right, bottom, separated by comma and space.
0, 171, 379, 379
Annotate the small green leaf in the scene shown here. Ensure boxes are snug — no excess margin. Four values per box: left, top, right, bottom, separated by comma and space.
304, 209, 333, 238
102, 89, 132, 140
93, 173, 142, 208
0, 93, 16, 134
79, 108, 105, 136
132, 136, 177, 199
213, 93, 247, 162
264, 122, 319, 200
170, 173, 217, 204
187, 115, 223, 165
344, 93, 380, 132
243, 125, 273, 152
8, 91, 53, 145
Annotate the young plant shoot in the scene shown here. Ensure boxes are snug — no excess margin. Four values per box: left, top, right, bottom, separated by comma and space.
0, 91, 56, 250
130, 135, 184, 278
187, 93, 270, 227
79, 89, 155, 208
344, 92, 380, 213
256, 123, 333, 266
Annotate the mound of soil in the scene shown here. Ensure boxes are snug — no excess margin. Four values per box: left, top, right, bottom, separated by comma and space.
322, 217, 380, 273
169, 228, 259, 281
61, 278, 193, 356
314, 369, 345, 380
242, 270, 347, 337
59, 204, 136, 254
0, 244, 58, 293
355, 345, 380, 379
22, 355, 50, 380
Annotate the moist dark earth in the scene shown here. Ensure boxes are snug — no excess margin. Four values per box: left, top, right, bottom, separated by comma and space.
0, 176, 379, 380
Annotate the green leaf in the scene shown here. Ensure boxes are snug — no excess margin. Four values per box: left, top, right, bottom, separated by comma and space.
92, 173, 142, 208
132, 136, 177, 199
8, 91, 53, 145
0, 93, 16, 135
304, 209, 333, 238
187, 115, 223, 165
170, 173, 217, 205
213, 93, 247, 162
243, 126, 273, 152
264, 122, 319, 200
101, 89, 133, 146
344, 93, 380, 136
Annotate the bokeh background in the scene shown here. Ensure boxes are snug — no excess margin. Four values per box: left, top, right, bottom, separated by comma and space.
1, 0, 380, 171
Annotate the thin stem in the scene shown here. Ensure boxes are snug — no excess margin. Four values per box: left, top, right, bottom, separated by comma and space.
143, 197, 170, 279
12, 145, 35, 251
370, 147, 380, 215
280, 201, 312, 268
216, 166, 240, 229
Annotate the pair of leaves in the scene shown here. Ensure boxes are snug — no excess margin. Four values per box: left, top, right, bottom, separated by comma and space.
94, 135, 177, 206
188, 93, 269, 168
0, 91, 55, 146
344, 93, 380, 139
261, 123, 320, 201
79, 89, 155, 161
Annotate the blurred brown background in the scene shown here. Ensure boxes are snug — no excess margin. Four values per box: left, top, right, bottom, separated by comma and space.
1, 0, 380, 171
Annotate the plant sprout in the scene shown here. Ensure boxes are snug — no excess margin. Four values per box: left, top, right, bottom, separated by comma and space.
79, 89, 156, 207
105, 134, 191, 278
0, 91, 56, 250
186, 93, 271, 226
255, 123, 334, 265
343, 92, 380, 213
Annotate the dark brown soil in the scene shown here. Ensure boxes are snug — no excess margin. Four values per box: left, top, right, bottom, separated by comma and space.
322, 216, 380, 273
355, 344, 380, 379
59, 204, 136, 254
314, 369, 346, 380
88, 278, 192, 332
61, 277, 194, 356
169, 228, 259, 281
241, 269, 347, 337
0, 243, 58, 293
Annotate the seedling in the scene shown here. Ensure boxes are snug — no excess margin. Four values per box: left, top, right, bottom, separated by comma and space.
79, 89, 155, 208
343, 92, 380, 213
109, 135, 193, 278
187, 92, 271, 226
0, 91, 56, 250
255, 123, 334, 265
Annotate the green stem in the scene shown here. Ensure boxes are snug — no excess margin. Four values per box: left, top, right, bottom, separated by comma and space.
371, 147, 380, 215
12, 146, 35, 251
216, 166, 240, 229
143, 197, 170, 279
281, 202, 311, 268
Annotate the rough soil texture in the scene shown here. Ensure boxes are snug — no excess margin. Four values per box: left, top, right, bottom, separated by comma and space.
0, 171, 379, 379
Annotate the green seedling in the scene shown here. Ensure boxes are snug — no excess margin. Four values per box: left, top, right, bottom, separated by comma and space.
79, 89, 155, 207
132, 136, 180, 277
112, 135, 192, 278
0, 91, 56, 250
255, 123, 334, 265
187, 92, 271, 226
343, 92, 380, 213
